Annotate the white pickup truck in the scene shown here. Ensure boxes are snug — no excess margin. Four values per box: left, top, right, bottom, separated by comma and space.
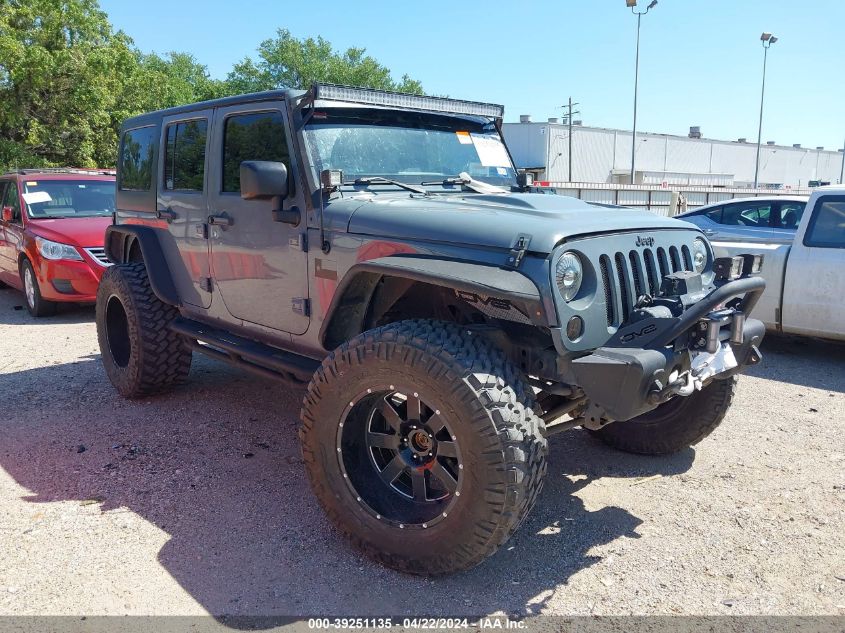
709, 186, 845, 341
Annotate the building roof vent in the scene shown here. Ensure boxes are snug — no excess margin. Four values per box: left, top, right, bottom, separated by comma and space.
767, 141, 776, 145
519, 115, 532, 123
547, 117, 559, 124
573, 120, 582, 126
737, 138, 747, 143
816, 146, 825, 150
689, 126, 701, 139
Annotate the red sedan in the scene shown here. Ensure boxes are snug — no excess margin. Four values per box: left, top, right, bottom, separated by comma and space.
0, 169, 115, 316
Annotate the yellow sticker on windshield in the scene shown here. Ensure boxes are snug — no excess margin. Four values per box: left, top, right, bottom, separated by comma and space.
27, 181, 38, 186
456, 131, 473, 145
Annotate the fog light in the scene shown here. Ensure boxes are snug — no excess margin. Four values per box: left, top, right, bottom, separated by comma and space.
566, 316, 584, 341
713, 256, 744, 280
740, 254, 764, 275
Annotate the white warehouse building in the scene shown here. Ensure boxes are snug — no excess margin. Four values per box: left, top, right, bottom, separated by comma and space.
503, 118, 844, 189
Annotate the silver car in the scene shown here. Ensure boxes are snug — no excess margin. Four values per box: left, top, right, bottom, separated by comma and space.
677, 195, 808, 244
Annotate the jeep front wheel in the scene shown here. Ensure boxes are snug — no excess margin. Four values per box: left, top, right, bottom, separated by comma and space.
300, 320, 547, 575
96, 263, 192, 398
594, 376, 737, 455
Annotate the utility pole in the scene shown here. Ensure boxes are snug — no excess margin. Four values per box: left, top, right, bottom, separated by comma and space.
561, 98, 580, 182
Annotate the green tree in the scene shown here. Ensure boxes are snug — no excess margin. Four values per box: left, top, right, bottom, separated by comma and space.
0, 1, 227, 170
226, 29, 423, 95
130, 52, 227, 111
0, 0, 138, 169
0, 2, 422, 172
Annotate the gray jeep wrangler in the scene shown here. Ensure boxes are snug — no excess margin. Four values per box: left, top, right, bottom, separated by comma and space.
97, 84, 766, 575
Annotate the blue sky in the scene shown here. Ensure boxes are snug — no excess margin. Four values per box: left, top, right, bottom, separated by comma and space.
100, 0, 845, 150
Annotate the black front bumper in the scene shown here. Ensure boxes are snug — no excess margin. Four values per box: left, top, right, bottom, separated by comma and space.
569, 276, 766, 423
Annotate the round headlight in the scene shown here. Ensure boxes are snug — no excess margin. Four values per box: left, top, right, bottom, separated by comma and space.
556, 251, 583, 302
692, 238, 708, 273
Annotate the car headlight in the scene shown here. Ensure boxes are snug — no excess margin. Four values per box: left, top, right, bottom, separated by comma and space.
692, 238, 709, 273
36, 237, 83, 261
556, 251, 583, 301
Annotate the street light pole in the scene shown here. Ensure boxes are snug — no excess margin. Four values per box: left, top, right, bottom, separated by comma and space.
627, 0, 657, 185
753, 33, 777, 189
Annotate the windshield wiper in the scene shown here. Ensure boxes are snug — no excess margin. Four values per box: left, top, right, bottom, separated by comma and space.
421, 172, 508, 195
348, 177, 427, 195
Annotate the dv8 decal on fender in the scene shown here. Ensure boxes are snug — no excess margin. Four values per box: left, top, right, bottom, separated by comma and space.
454, 289, 531, 324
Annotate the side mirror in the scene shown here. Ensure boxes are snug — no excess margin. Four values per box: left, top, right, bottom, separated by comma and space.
240, 161, 289, 200
1, 206, 12, 222
239, 160, 300, 226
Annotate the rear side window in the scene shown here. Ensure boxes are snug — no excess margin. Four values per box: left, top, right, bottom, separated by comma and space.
775, 202, 806, 230
704, 206, 723, 223
164, 119, 208, 192
804, 198, 845, 249
119, 127, 156, 191
222, 112, 291, 193
721, 201, 771, 227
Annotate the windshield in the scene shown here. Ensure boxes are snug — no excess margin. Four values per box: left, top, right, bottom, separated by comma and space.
23, 180, 115, 219
303, 108, 517, 189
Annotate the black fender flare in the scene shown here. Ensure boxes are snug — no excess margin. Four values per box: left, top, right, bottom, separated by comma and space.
104, 225, 181, 306
319, 256, 549, 350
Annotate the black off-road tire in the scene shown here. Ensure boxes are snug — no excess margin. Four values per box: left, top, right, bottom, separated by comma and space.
300, 319, 548, 575
594, 376, 737, 455
96, 263, 191, 398
21, 259, 57, 317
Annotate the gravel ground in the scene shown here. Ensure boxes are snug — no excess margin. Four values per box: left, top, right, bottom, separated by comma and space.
0, 286, 843, 618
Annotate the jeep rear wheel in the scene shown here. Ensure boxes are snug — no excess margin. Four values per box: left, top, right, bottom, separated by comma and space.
96, 263, 192, 398
300, 320, 547, 575
594, 376, 737, 455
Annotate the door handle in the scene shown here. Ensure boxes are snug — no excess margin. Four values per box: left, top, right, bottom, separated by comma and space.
156, 207, 177, 222
208, 214, 233, 227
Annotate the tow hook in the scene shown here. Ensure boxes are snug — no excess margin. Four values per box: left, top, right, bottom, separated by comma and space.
647, 379, 684, 405
648, 340, 741, 406
647, 371, 693, 405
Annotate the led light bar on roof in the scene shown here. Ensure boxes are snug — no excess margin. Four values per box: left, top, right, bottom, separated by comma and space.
313, 83, 504, 119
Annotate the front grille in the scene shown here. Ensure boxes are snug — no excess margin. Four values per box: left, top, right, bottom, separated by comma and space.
599, 255, 615, 327
84, 247, 112, 267
600, 244, 694, 327
614, 252, 630, 323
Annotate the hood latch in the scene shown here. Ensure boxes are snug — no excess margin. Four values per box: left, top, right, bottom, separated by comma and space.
507, 234, 532, 269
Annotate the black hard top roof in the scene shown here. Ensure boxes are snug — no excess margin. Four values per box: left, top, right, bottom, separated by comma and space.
121, 88, 306, 130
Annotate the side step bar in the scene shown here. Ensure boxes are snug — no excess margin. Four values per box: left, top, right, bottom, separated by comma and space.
170, 318, 320, 383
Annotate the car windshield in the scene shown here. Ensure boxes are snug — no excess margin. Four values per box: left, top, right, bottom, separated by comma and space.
23, 180, 114, 219
303, 108, 517, 189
